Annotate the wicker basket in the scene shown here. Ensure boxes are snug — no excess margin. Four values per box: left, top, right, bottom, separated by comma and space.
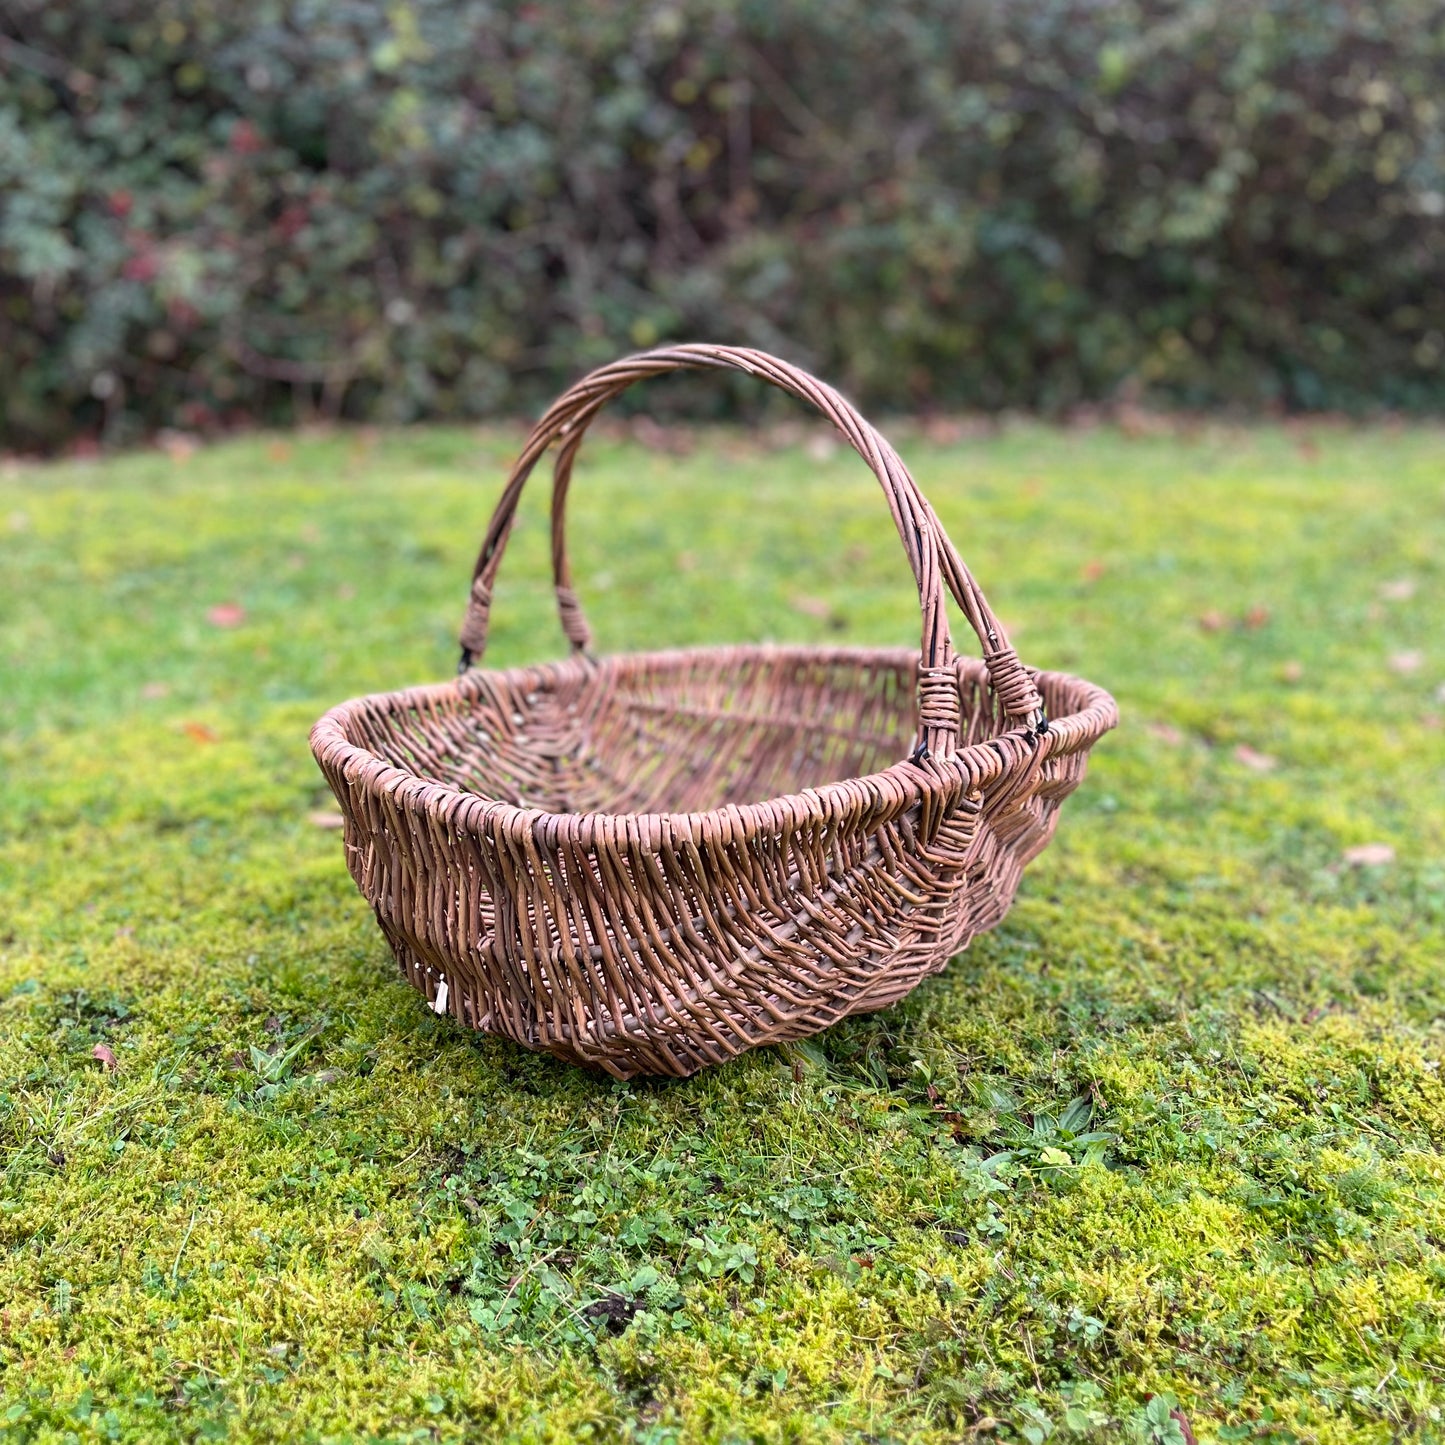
311, 345, 1117, 1078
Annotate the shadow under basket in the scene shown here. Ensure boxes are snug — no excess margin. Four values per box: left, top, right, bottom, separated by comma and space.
310, 346, 1117, 1078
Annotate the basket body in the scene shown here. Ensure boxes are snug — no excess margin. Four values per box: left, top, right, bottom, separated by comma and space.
311, 644, 1115, 1078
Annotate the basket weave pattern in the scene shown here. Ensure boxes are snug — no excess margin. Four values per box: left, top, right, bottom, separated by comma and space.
311, 346, 1117, 1078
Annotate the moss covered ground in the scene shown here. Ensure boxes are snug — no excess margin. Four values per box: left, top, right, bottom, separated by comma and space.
2, 419, 1443, 1444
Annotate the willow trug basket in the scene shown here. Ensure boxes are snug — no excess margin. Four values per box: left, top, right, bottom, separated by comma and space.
310, 345, 1117, 1078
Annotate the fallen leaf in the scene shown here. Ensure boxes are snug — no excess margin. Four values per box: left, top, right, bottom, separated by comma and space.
1379, 578, 1416, 602
1389, 650, 1424, 675
1234, 744, 1277, 772
1243, 604, 1271, 629
1170, 1407, 1199, 1445
206, 603, 246, 628
1343, 843, 1395, 867
1198, 611, 1226, 633
1117, 403, 1165, 438
1081, 559, 1106, 583
157, 428, 199, 461
1148, 722, 1185, 745
182, 721, 219, 744
308, 810, 345, 829
1280, 661, 1304, 683
630, 416, 693, 454
763, 420, 805, 451
92, 1043, 117, 1072
922, 416, 966, 445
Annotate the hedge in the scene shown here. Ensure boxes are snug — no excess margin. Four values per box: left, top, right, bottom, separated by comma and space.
1, 0, 1443, 447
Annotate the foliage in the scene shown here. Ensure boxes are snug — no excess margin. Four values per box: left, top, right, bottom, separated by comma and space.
2, 0, 1445, 449
1, 417, 1444, 1441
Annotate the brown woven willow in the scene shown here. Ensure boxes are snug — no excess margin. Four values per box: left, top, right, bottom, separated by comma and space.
311, 345, 1117, 1078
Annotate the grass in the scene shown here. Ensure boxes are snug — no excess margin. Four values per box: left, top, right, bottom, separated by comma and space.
1, 415, 1443, 1445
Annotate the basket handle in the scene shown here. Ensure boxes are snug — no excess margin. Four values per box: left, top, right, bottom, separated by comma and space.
459, 345, 1045, 757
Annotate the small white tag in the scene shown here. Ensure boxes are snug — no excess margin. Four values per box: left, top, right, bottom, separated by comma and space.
432, 978, 449, 1015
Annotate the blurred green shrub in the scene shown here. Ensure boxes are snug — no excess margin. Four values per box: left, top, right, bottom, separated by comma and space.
1, 0, 1442, 447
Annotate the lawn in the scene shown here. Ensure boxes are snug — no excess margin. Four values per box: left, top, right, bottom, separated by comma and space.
2, 416, 1443, 1444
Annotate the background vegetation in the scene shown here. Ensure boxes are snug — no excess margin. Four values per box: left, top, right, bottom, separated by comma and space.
3, 0, 1445, 449
2, 417, 1443, 1441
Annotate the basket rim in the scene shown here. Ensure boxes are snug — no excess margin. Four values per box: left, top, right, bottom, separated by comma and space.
309, 642, 1118, 842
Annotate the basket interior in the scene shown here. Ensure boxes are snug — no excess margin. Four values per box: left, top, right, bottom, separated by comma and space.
346, 647, 1022, 817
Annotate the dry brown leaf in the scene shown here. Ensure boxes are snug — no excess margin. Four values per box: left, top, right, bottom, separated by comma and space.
1170, 1407, 1199, 1445
630, 416, 693, 454
182, 721, 219, 744
922, 417, 967, 445
1234, 744, 1277, 772
1117, 403, 1167, 438
1343, 843, 1395, 866
158, 429, 199, 461
92, 1043, 117, 1072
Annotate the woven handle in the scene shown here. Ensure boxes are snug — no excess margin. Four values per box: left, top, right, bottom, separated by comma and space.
459, 345, 1045, 757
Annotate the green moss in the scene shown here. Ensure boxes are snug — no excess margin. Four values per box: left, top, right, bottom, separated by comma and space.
2, 421, 1443, 1443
